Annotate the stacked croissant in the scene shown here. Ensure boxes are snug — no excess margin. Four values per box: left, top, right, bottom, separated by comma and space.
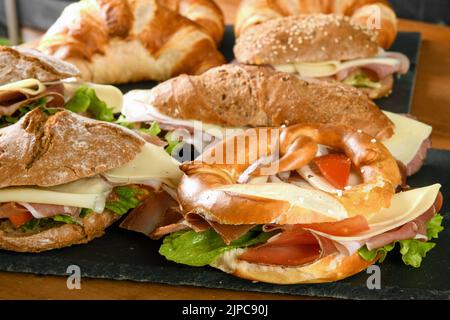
0, 0, 444, 286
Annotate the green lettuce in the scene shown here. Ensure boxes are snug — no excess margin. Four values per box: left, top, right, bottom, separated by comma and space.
164, 131, 184, 156
65, 85, 115, 122
52, 215, 76, 224
105, 186, 145, 215
343, 73, 381, 89
359, 214, 444, 268
140, 121, 161, 136
0, 97, 48, 127
159, 228, 275, 267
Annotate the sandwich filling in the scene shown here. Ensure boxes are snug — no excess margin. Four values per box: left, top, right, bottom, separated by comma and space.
0, 140, 182, 235
273, 51, 409, 97
0, 78, 123, 127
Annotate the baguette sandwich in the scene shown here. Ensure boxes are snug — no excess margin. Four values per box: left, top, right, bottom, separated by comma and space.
0, 108, 182, 252
122, 64, 431, 176
234, 14, 409, 99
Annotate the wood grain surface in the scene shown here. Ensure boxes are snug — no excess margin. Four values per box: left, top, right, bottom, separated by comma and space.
1, 0, 449, 300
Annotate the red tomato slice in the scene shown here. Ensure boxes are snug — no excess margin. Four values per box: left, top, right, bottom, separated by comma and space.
299, 215, 370, 236
313, 154, 351, 189
9, 211, 34, 228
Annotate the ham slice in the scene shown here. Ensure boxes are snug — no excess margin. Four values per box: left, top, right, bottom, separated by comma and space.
239, 229, 337, 266
18, 203, 80, 219
0, 83, 65, 116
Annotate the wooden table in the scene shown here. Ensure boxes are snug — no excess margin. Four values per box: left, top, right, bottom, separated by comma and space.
1, 0, 450, 300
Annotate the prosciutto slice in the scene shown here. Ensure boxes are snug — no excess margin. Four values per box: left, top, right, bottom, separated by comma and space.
18, 203, 80, 219
239, 229, 337, 266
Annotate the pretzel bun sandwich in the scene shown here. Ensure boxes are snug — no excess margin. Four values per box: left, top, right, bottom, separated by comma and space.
234, 14, 409, 99
122, 64, 431, 176
0, 45, 125, 127
124, 124, 443, 284
37, 0, 226, 84
0, 108, 182, 252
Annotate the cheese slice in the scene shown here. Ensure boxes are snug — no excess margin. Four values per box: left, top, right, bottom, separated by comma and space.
311, 184, 441, 242
103, 142, 183, 187
382, 111, 432, 165
0, 177, 112, 212
273, 56, 400, 78
0, 78, 46, 95
63, 82, 124, 113
215, 182, 348, 220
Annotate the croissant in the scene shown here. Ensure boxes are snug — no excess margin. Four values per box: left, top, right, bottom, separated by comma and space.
38, 0, 226, 84
235, 0, 397, 49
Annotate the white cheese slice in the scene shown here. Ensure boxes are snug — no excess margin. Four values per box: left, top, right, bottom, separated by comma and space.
0, 177, 112, 212
103, 142, 183, 187
310, 184, 441, 242
63, 82, 124, 113
0, 78, 46, 95
273, 56, 400, 78
382, 111, 432, 165
215, 182, 348, 220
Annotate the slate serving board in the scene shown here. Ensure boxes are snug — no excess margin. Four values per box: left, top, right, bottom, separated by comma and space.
0, 28, 438, 300
118, 26, 421, 114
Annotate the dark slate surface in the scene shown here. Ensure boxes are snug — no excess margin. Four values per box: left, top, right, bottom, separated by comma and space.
118, 27, 421, 115
0, 149, 448, 300
0, 27, 440, 300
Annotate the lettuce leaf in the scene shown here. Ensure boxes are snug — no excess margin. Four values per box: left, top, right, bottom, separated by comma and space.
0, 97, 48, 127
52, 215, 75, 224
65, 86, 115, 122
359, 213, 444, 268
343, 73, 382, 89
159, 228, 275, 267
140, 121, 161, 136
164, 131, 184, 156
105, 186, 146, 215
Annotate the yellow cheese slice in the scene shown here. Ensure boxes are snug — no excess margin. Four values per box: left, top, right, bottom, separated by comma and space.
63, 82, 123, 113
382, 111, 432, 165
103, 142, 183, 187
215, 182, 348, 220
0, 177, 112, 212
0, 78, 46, 95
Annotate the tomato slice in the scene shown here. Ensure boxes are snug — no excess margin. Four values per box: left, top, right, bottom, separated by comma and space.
313, 154, 351, 189
299, 215, 370, 236
9, 211, 34, 228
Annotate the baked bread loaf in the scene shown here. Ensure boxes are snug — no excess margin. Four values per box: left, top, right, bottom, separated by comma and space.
0, 46, 79, 85
125, 64, 394, 140
37, 0, 226, 84
235, 0, 397, 49
0, 108, 176, 252
233, 14, 408, 99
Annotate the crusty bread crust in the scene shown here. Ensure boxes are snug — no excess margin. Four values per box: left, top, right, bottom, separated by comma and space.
211, 248, 376, 284
0, 211, 119, 252
0, 46, 79, 85
146, 64, 393, 140
234, 14, 379, 65
0, 108, 144, 188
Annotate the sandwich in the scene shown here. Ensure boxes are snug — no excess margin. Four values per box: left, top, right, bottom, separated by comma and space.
37, 0, 225, 84
0, 45, 124, 127
124, 124, 443, 284
234, 14, 410, 99
122, 64, 431, 176
0, 108, 182, 252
